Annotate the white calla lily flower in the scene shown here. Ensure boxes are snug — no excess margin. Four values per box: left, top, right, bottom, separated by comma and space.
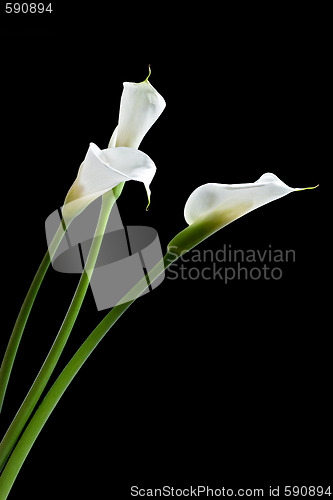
184, 173, 315, 224
63, 69, 166, 221
63, 143, 156, 220
109, 68, 166, 149
168, 173, 318, 257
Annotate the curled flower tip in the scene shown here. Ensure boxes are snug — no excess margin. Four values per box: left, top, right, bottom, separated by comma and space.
295, 184, 319, 191
145, 189, 151, 211
144, 64, 151, 82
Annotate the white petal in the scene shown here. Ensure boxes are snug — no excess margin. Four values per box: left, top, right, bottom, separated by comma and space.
168, 173, 317, 257
184, 173, 296, 225
113, 81, 166, 148
63, 143, 156, 219
108, 125, 118, 147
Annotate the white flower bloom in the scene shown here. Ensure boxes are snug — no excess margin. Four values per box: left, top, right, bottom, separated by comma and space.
184, 173, 311, 225
168, 173, 318, 257
63, 143, 156, 220
63, 70, 165, 220
109, 71, 166, 149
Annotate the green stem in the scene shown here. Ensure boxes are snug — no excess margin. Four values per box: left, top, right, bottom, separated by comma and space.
0, 220, 67, 414
0, 251, 177, 499
0, 188, 121, 474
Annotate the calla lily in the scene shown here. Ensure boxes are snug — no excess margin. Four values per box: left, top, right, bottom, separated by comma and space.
168, 173, 318, 256
63, 70, 166, 220
109, 68, 166, 149
63, 143, 156, 220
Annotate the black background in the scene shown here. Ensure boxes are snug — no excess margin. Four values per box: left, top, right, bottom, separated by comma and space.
0, 3, 329, 498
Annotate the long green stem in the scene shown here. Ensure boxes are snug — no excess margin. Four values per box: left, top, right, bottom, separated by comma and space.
0, 189, 120, 474
0, 220, 67, 414
0, 251, 178, 498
